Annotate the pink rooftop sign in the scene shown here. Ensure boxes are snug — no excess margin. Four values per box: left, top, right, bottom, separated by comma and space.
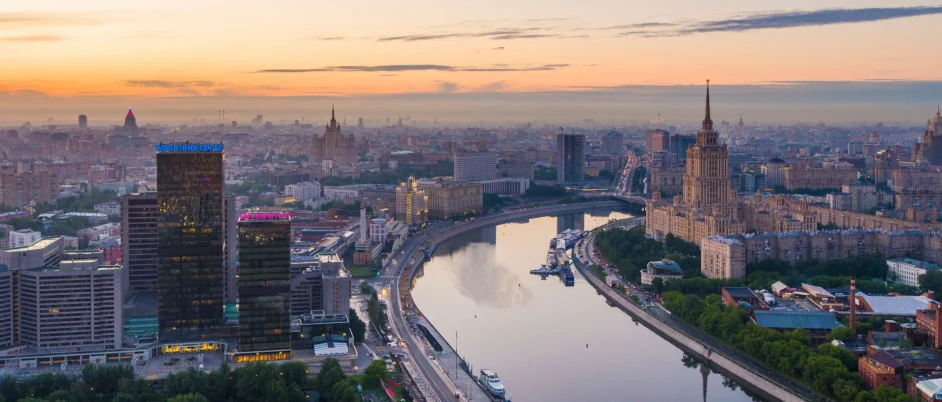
238, 212, 291, 221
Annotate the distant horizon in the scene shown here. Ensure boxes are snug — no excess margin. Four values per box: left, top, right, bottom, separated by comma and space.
4, 80, 942, 128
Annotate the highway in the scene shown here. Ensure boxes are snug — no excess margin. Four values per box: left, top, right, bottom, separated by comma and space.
378, 201, 624, 402
574, 220, 821, 402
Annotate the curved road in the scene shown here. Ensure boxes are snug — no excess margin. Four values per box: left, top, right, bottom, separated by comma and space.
380, 201, 624, 402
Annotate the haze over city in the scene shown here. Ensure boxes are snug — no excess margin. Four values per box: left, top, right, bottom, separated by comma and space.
4, 1, 942, 124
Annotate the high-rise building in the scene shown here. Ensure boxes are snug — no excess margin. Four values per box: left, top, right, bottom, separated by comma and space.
670, 134, 697, 165
556, 132, 585, 184
18, 264, 124, 353
312, 107, 357, 165
123, 108, 138, 134
290, 254, 350, 316
0, 267, 12, 348
0, 170, 59, 208
121, 192, 158, 295
78, 114, 88, 129
454, 152, 497, 182
223, 193, 238, 304
915, 107, 942, 166
602, 130, 626, 156
646, 129, 670, 152
237, 212, 291, 357
156, 143, 224, 343
395, 177, 428, 227
682, 82, 734, 209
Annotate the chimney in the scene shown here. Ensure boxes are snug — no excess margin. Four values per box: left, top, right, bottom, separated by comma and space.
885, 320, 899, 333
930, 290, 936, 301
849, 276, 856, 334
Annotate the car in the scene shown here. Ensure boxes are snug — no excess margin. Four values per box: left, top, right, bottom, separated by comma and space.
198, 364, 204, 372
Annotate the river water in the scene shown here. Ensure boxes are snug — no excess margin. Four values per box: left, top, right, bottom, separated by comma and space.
411, 209, 758, 402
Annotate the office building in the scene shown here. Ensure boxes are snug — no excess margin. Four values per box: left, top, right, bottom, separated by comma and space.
9, 230, 41, 249
0, 267, 11, 348
290, 254, 350, 316
78, 114, 88, 129
121, 192, 158, 294
0, 237, 64, 270
497, 160, 534, 180
156, 143, 224, 343
18, 264, 124, 353
285, 182, 322, 202
682, 86, 734, 209
646, 129, 670, 152
454, 152, 497, 182
0, 171, 59, 208
556, 133, 585, 184
476, 177, 530, 195
395, 177, 428, 227
223, 194, 238, 304
602, 130, 625, 155
425, 182, 483, 220
312, 107, 356, 165
237, 212, 292, 357
670, 134, 697, 165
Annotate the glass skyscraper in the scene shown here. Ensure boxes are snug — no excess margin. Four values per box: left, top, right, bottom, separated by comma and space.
156, 146, 224, 343
236, 212, 291, 357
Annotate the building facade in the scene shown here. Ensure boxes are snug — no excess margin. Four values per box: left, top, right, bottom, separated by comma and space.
395, 177, 428, 227
18, 265, 124, 353
156, 144, 225, 342
0, 171, 59, 208
237, 212, 292, 356
915, 108, 942, 166
891, 169, 942, 194
0, 268, 12, 348
312, 108, 356, 165
475, 178, 530, 195
8, 230, 41, 249
497, 160, 534, 180
285, 182, 322, 202
556, 133, 585, 184
454, 152, 497, 182
887, 257, 941, 287
649, 168, 684, 197
783, 164, 858, 191
121, 192, 158, 295
426, 183, 483, 220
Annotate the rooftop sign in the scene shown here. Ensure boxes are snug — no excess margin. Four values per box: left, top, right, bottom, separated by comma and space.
239, 212, 291, 222
155, 143, 224, 153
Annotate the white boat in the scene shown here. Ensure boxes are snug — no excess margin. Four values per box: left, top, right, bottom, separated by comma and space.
478, 369, 508, 400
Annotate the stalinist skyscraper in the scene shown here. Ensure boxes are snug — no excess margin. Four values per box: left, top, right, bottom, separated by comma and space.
312, 107, 357, 165
682, 81, 735, 209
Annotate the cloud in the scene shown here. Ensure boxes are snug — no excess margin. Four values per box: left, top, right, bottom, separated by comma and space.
376, 26, 581, 42
310, 36, 347, 41
125, 80, 217, 88
0, 12, 111, 29
255, 64, 569, 73
491, 47, 505, 51
473, 81, 507, 92
0, 35, 63, 42
435, 81, 459, 93
618, 6, 942, 37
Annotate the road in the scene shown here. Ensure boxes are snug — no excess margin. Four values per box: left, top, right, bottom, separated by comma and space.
574, 219, 822, 402
378, 201, 623, 402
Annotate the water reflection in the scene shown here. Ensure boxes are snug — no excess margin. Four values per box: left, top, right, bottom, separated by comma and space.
412, 210, 756, 401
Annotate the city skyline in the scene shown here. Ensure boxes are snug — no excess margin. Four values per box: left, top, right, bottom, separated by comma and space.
4, 1, 942, 123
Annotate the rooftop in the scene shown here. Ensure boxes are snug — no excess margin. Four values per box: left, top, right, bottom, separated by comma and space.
723, 287, 758, 299
753, 310, 842, 330
888, 257, 942, 270
801, 283, 835, 299
4, 236, 62, 252
647, 259, 682, 273
859, 295, 932, 316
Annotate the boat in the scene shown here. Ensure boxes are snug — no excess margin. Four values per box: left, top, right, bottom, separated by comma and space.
478, 369, 508, 400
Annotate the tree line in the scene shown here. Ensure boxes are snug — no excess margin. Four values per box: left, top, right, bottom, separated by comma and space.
0, 358, 391, 402
661, 291, 912, 402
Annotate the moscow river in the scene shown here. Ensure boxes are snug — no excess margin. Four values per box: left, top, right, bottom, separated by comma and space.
411, 209, 758, 402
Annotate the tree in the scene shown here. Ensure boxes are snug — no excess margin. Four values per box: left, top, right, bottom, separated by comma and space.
363, 360, 388, 387
82, 364, 134, 395
235, 363, 280, 402
167, 394, 209, 402
329, 379, 358, 402
826, 326, 857, 342
280, 361, 309, 389
651, 277, 665, 294
349, 309, 367, 343
114, 379, 166, 402
165, 368, 208, 398
316, 359, 346, 394
920, 269, 942, 295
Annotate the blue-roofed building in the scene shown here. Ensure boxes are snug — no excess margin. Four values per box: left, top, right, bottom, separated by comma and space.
753, 310, 843, 343
641, 259, 683, 286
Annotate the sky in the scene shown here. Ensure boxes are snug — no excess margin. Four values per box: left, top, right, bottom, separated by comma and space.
3, 1, 942, 125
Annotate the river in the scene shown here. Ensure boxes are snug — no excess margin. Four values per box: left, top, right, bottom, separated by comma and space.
411, 209, 759, 402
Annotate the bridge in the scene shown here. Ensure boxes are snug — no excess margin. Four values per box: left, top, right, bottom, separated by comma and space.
609, 193, 649, 205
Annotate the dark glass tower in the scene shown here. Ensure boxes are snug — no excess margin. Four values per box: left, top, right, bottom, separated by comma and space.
157, 145, 224, 342
237, 212, 291, 355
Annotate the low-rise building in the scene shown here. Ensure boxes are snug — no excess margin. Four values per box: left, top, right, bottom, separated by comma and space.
783, 164, 858, 190
887, 258, 941, 287
475, 177, 530, 195
640, 259, 683, 286
8, 229, 41, 249
285, 181, 322, 202
859, 351, 904, 391
93, 202, 121, 216
721, 287, 763, 309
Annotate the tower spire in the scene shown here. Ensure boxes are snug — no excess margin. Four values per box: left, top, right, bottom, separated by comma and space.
702, 80, 713, 131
